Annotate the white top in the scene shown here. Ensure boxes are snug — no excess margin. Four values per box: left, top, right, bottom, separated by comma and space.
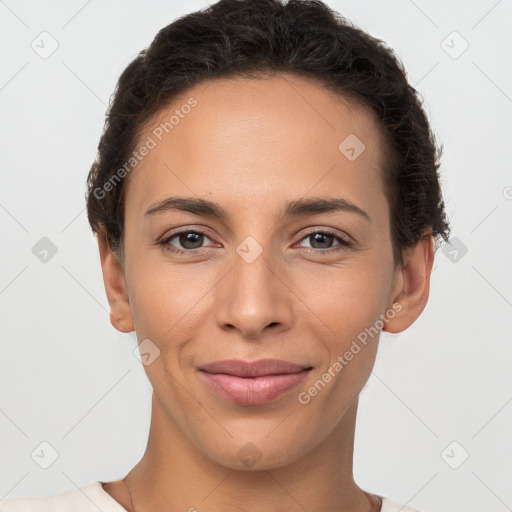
0, 480, 430, 512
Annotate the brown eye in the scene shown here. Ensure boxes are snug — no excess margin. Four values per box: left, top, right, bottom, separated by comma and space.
159, 229, 215, 254
173, 231, 205, 250
297, 229, 353, 251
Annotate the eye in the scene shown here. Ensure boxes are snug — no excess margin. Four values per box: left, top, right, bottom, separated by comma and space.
295, 229, 353, 252
159, 229, 216, 255
158, 227, 354, 256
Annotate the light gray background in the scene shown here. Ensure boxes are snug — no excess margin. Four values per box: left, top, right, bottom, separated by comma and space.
1, 1, 511, 511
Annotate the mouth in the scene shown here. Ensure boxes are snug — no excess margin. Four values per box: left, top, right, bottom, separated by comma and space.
197, 359, 313, 405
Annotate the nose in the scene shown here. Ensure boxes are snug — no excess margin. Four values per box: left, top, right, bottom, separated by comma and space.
214, 245, 294, 341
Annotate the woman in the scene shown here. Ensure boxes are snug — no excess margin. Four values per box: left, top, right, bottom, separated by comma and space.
1, 0, 450, 510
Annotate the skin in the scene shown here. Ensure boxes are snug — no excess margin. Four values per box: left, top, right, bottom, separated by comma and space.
97, 73, 434, 512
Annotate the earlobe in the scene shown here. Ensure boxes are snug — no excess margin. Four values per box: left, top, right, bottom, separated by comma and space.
383, 234, 435, 334
97, 231, 135, 334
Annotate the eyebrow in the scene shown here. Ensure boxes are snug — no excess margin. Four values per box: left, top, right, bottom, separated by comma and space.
144, 196, 372, 223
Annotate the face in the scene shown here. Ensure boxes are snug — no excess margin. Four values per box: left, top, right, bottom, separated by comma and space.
102, 73, 426, 470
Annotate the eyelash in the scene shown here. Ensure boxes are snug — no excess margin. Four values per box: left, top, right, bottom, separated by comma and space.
158, 228, 354, 256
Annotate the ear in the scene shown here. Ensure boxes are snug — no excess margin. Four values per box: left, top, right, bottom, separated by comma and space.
97, 231, 135, 333
383, 234, 435, 333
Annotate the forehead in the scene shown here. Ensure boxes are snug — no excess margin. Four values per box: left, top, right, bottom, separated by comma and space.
124, 73, 389, 222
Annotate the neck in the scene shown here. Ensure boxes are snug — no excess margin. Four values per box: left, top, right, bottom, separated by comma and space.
123, 392, 378, 512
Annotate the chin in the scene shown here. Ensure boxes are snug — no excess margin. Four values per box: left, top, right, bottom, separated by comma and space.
194, 427, 314, 472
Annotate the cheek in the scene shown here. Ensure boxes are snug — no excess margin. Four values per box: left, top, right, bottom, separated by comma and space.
301, 260, 390, 337
126, 249, 217, 339
297, 267, 387, 418
126, 266, 204, 397
301, 259, 390, 398
124, 223, 209, 319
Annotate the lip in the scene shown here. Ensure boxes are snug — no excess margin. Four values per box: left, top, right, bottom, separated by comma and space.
198, 358, 311, 377
198, 359, 313, 405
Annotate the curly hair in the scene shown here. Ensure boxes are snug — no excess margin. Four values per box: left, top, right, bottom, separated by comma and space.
85, 0, 451, 268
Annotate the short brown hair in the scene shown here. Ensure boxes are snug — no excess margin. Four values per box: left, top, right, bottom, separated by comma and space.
85, 0, 451, 267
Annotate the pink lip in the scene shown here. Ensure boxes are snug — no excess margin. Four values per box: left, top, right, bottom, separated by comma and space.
198, 359, 313, 405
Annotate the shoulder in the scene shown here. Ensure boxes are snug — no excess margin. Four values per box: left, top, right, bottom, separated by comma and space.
380, 495, 432, 512
0, 481, 126, 512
